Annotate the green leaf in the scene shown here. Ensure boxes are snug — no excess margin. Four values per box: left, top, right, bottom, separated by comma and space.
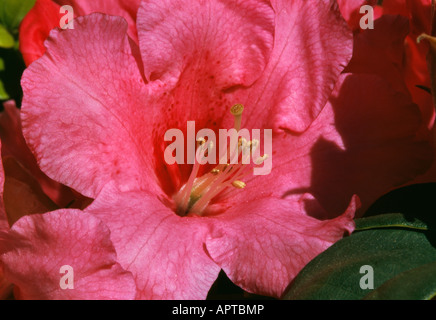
0, 80, 8, 99
0, 0, 36, 34
283, 221, 436, 300
355, 213, 428, 231
0, 24, 14, 48
0, 56, 8, 99
364, 260, 436, 300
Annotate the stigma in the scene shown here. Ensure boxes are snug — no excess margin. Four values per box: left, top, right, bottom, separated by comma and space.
173, 104, 268, 217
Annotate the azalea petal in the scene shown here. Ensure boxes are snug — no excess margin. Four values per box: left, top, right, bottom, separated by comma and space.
379, 0, 409, 16
404, 0, 434, 129
344, 15, 411, 94
0, 143, 13, 299
206, 194, 358, 298
415, 3, 433, 35
54, 0, 141, 43
137, 0, 352, 133
137, 0, 274, 90
390, 0, 431, 35
0, 210, 136, 299
21, 14, 157, 199
0, 266, 12, 299
0, 101, 42, 183
134, 0, 352, 196
337, 0, 371, 26
135, 0, 275, 145
3, 156, 58, 226
405, 37, 434, 129
371, 0, 434, 129
240, 0, 353, 132
1, 101, 89, 209
233, 73, 433, 216
134, 0, 276, 195
0, 143, 6, 231
344, 12, 434, 130
19, 0, 142, 66
1, 102, 60, 221
85, 183, 220, 299
306, 73, 433, 214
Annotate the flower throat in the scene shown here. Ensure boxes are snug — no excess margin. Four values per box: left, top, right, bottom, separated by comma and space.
173, 104, 269, 217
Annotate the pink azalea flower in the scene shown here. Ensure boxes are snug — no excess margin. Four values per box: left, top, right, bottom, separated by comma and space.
0, 0, 433, 299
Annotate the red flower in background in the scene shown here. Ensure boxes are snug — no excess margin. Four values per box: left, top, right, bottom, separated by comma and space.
338, 0, 436, 184
338, 0, 434, 129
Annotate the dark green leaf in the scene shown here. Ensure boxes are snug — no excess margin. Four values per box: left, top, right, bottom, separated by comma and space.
355, 213, 428, 231
364, 260, 436, 300
283, 226, 436, 300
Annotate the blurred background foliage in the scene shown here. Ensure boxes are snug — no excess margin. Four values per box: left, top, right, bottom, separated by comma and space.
0, 0, 35, 107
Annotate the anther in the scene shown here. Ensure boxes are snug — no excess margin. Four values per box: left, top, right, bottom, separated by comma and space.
211, 169, 220, 175
255, 154, 269, 165
232, 180, 246, 189
197, 137, 206, 146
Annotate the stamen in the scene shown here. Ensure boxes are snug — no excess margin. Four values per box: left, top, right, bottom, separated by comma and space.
230, 104, 244, 131
250, 139, 259, 151
174, 104, 268, 217
175, 137, 210, 215
255, 154, 269, 165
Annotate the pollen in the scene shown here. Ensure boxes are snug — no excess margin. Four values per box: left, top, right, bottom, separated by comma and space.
230, 103, 244, 116
232, 180, 246, 189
